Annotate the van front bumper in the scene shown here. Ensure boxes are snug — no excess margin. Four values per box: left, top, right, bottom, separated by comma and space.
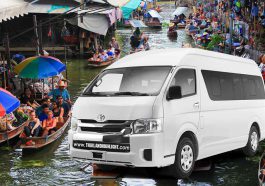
68, 130, 174, 167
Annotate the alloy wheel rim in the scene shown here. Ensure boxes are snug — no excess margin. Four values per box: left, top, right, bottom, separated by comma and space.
180, 145, 193, 171
250, 131, 258, 151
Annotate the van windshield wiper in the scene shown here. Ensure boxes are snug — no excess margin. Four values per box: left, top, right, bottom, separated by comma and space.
114, 92, 150, 96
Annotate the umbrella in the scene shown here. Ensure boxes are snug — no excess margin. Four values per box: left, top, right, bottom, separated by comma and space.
14, 56, 66, 79
0, 88, 20, 117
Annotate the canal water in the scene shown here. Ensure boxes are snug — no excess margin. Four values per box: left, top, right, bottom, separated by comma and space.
0, 4, 262, 186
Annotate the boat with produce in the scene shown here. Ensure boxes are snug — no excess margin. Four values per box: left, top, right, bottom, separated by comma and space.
0, 122, 27, 145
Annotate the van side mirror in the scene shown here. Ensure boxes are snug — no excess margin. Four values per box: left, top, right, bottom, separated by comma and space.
167, 86, 182, 100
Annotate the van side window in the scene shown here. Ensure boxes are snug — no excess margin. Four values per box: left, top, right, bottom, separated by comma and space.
202, 70, 265, 100
170, 69, 196, 97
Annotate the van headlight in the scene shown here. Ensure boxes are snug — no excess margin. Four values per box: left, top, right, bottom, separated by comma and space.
132, 119, 162, 134
71, 117, 79, 131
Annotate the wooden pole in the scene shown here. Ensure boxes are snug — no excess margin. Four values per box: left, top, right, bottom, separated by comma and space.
64, 44, 68, 81
38, 20, 43, 55
94, 34, 98, 53
4, 33, 10, 89
80, 0, 85, 56
33, 15, 40, 56
4, 33, 11, 70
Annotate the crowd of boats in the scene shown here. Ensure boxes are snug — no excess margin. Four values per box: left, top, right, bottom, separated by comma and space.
0, 56, 71, 154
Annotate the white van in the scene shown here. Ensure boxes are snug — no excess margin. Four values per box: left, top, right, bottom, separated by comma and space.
69, 48, 265, 178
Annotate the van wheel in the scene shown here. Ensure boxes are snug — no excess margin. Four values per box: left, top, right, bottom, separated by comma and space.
243, 126, 259, 157
168, 137, 195, 178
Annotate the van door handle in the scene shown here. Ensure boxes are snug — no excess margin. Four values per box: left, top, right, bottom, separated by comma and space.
193, 102, 200, 109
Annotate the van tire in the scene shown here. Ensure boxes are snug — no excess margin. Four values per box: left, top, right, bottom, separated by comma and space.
168, 137, 195, 178
243, 126, 259, 157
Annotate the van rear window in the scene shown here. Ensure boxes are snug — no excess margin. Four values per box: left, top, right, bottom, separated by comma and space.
201, 70, 265, 100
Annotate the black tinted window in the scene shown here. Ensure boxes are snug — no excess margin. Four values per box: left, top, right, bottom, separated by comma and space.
202, 70, 265, 100
170, 69, 196, 97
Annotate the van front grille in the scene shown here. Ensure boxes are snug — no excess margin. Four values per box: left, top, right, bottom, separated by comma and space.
80, 127, 123, 133
79, 120, 132, 133
80, 119, 127, 124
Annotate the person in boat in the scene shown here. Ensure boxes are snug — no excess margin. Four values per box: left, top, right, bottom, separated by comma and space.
36, 98, 50, 116
38, 104, 50, 122
57, 96, 70, 117
23, 111, 41, 137
48, 81, 71, 105
143, 36, 150, 51
130, 27, 141, 50
41, 111, 57, 137
109, 37, 120, 56
106, 46, 115, 59
169, 23, 176, 32
89, 52, 100, 62
20, 87, 40, 109
99, 49, 109, 62
52, 101, 64, 123
174, 15, 179, 22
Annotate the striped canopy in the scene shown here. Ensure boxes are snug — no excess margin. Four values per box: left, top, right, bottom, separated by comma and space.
14, 56, 66, 79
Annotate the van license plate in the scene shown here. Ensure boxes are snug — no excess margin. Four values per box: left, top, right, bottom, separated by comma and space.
73, 140, 130, 152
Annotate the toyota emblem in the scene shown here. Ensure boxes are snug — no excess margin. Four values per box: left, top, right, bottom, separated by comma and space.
97, 114, 106, 122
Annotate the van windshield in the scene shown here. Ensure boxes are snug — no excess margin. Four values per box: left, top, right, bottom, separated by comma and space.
84, 66, 172, 96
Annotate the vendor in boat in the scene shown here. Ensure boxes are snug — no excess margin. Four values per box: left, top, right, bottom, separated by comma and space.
0, 113, 16, 131
52, 101, 64, 123
48, 81, 71, 104
23, 111, 41, 137
109, 37, 120, 55
20, 87, 40, 109
41, 111, 57, 137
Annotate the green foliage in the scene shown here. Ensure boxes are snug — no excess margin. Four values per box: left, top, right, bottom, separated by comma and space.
206, 34, 224, 50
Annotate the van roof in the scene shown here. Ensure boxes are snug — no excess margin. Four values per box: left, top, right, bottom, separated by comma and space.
107, 48, 256, 69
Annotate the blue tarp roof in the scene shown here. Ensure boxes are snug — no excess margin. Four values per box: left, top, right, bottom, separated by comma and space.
121, 0, 141, 19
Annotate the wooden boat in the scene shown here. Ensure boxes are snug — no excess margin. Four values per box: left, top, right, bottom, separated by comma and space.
145, 21, 162, 29
20, 117, 70, 151
167, 29, 178, 38
87, 56, 119, 68
259, 152, 265, 185
0, 122, 27, 145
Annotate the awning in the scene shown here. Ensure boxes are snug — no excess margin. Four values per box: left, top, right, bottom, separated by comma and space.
172, 7, 189, 17
27, 4, 74, 14
67, 14, 109, 35
129, 20, 147, 28
74, 0, 130, 7
69, 5, 122, 26
0, 0, 29, 23
148, 10, 162, 19
121, 0, 142, 19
